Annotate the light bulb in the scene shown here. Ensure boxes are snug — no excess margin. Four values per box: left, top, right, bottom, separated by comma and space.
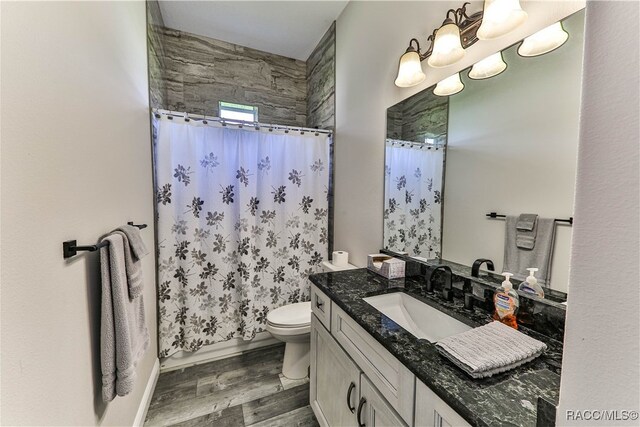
395, 50, 426, 88
468, 52, 507, 79
428, 22, 465, 68
433, 73, 464, 96
477, 0, 528, 40
518, 22, 569, 57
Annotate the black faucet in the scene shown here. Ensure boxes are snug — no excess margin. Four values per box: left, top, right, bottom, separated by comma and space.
471, 258, 495, 277
464, 288, 493, 312
427, 265, 454, 301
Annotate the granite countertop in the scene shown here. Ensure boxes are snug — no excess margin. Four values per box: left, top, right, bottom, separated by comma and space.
309, 268, 563, 427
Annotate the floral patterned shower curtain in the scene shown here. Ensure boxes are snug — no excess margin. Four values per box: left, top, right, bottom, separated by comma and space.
384, 140, 444, 259
154, 115, 330, 358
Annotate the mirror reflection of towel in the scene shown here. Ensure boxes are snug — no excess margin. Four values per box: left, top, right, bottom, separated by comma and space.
504, 216, 556, 285
516, 213, 538, 249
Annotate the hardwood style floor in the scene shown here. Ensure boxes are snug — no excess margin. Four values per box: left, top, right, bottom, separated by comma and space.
144, 344, 319, 427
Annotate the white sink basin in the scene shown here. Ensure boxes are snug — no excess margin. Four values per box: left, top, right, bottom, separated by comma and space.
363, 292, 472, 342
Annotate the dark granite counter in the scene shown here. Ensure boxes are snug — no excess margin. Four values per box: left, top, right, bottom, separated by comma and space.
309, 268, 563, 427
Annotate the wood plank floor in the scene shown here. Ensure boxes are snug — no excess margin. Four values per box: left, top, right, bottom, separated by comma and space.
145, 344, 319, 427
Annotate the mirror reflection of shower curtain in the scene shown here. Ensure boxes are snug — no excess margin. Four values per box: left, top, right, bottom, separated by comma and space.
384, 140, 444, 259
153, 115, 330, 358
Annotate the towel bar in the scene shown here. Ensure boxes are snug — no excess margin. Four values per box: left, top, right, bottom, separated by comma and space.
486, 212, 573, 225
63, 223, 147, 259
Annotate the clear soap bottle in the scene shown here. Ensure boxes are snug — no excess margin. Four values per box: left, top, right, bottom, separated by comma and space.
518, 268, 545, 298
493, 272, 520, 330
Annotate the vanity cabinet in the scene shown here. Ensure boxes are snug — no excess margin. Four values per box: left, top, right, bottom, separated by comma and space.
311, 315, 361, 427
331, 304, 415, 424
311, 284, 331, 330
310, 284, 468, 427
359, 375, 408, 427
414, 380, 471, 427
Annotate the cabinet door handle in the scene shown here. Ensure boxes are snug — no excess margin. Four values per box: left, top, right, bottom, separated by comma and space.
346, 382, 356, 413
357, 397, 366, 427
315, 296, 324, 310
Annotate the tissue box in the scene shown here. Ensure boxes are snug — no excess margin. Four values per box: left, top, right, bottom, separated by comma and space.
367, 254, 405, 279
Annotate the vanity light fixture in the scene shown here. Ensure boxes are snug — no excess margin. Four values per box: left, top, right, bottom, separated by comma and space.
395, 39, 427, 87
468, 51, 508, 79
477, 0, 528, 40
394, 2, 483, 87
517, 21, 569, 57
428, 13, 466, 68
433, 73, 465, 96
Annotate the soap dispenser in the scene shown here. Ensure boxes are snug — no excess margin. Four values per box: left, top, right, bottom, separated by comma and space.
518, 268, 545, 298
493, 272, 520, 329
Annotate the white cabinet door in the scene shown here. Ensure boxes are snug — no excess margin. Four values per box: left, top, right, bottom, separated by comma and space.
311, 315, 361, 427
331, 304, 415, 424
415, 380, 471, 427
358, 375, 408, 427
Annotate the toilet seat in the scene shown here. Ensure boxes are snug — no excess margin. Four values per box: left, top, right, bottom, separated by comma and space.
266, 301, 311, 328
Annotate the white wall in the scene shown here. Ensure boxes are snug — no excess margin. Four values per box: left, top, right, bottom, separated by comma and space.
334, 0, 585, 266
442, 11, 585, 293
558, 1, 640, 425
1, 2, 157, 425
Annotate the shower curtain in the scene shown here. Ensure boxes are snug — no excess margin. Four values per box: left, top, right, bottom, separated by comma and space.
154, 115, 330, 357
384, 140, 444, 259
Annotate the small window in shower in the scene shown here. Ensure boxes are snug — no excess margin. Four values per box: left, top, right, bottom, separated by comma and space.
219, 101, 259, 122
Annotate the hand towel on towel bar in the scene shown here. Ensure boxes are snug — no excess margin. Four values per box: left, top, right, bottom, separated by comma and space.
100, 233, 149, 402
113, 225, 149, 299
435, 321, 547, 379
503, 216, 556, 285
515, 213, 538, 249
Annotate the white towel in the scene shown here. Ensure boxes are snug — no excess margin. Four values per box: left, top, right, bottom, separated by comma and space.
436, 321, 546, 378
100, 233, 149, 402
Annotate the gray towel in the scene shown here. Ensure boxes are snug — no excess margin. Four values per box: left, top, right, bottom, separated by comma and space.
516, 213, 538, 231
113, 230, 146, 299
100, 233, 149, 402
516, 213, 538, 249
114, 224, 149, 260
436, 321, 547, 378
504, 216, 556, 285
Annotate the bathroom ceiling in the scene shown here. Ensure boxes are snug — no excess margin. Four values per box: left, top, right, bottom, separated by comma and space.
158, 1, 349, 61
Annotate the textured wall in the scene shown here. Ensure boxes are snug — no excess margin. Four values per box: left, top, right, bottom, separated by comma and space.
307, 22, 336, 130
386, 90, 448, 144
558, 2, 640, 424
1, 2, 157, 425
147, 0, 167, 109
156, 27, 308, 127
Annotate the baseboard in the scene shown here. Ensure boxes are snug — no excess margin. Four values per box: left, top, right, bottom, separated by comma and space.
160, 331, 280, 372
133, 358, 160, 427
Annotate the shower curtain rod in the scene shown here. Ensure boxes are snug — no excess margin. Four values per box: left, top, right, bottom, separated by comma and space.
386, 138, 445, 149
153, 109, 333, 136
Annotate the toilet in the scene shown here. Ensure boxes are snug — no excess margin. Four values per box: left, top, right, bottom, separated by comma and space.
266, 260, 358, 379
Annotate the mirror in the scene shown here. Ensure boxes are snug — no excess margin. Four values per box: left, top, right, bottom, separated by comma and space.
384, 92, 448, 259
384, 10, 585, 297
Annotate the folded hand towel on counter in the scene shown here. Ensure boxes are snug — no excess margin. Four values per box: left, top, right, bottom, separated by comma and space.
504, 216, 556, 285
100, 233, 149, 402
113, 225, 149, 299
436, 321, 547, 379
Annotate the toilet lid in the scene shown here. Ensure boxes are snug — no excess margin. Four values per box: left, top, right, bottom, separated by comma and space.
267, 302, 311, 328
